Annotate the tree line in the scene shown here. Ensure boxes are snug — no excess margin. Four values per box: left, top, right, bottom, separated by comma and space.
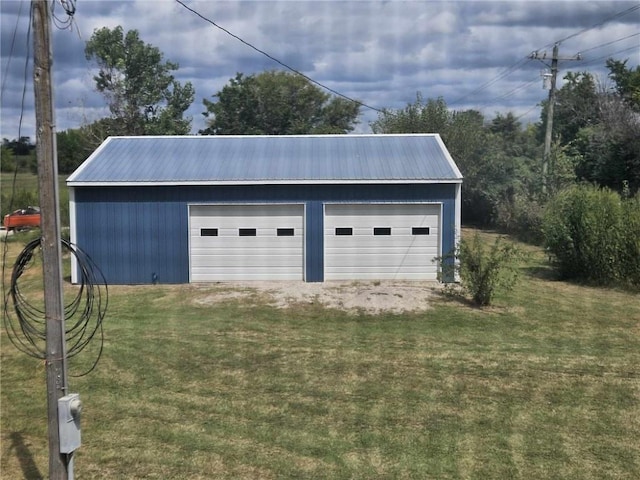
2, 26, 638, 285
4, 26, 637, 203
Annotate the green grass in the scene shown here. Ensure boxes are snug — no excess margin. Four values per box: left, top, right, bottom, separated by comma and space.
1, 231, 639, 479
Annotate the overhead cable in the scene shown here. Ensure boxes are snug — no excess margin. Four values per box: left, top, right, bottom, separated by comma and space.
545, 4, 640, 48
174, 0, 385, 114
448, 57, 533, 106
579, 32, 640, 54
0, 0, 25, 100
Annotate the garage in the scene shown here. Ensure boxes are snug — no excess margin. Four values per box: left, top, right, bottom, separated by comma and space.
189, 204, 304, 281
324, 203, 441, 280
68, 134, 462, 284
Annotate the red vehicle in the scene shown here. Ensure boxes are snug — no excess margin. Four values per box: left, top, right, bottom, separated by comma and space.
3, 206, 41, 231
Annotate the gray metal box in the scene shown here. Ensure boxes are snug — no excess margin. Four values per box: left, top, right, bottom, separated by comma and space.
58, 393, 82, 453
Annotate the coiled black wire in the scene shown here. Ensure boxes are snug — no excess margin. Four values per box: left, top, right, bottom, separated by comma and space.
3, 237, 108, 377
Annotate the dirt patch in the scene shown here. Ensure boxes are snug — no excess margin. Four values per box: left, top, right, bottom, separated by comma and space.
193, 281, 442, 315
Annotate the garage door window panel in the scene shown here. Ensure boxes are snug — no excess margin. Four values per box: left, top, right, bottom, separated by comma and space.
277, 228, 295, 237
373, 227, 392, 236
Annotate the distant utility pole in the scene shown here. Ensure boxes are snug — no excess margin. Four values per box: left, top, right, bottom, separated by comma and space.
530, 43, 581, 194
32, 0, 70, 478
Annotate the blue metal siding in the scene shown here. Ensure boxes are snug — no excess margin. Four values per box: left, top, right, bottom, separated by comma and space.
72, 183, 457, 284
74, 187, 188, 284
305, 201, 324, 282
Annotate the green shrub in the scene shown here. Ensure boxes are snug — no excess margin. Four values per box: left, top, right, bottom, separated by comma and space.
495, 194, 546, 244
542, 184, 638, 286
439, 232, 524, 306
620, 194, 640, 286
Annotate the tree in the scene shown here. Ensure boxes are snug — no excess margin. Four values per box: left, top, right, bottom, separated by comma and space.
606, 58, 640, 109
1, 144, 15, 172
539, 71, 599, 145
572, 94, 640, 193
371, 94, 449, 134
2, 137, 36, 172
85, 26, 194, 136
200, 71, 360, 135
3, 136, 34, 156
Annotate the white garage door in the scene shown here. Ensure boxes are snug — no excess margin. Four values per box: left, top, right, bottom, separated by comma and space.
324, 203, 440, 280
190, 204, 304, 281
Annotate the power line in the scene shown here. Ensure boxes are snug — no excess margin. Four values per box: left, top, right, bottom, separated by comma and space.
580, 45, 640, 68
1, 4, 33, 339
447, 7, 639, 112
545, 4, 640, 48
448, 57, 533, 106
515, 103, 541, 122
493, 78, 540, 102
579, 32, 640, 55
174, 0, 385, 114
0, 0, 26, 100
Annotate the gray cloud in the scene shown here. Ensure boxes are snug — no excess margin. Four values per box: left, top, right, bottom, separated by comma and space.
1, 0, 638, 142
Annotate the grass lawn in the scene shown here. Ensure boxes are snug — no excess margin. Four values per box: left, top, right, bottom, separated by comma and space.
1, 230, 639, 479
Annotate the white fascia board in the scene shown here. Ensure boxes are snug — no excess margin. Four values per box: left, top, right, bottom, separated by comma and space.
66, 179, 463, 187
108, 133, 442, 139
434, 134, 463, 180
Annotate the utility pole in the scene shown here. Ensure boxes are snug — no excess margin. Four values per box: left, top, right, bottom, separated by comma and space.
32, 1, 70, 478
542, 43, 559, 195
530, 43, 581, 195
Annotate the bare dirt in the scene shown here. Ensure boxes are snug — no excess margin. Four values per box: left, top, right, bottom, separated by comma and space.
193, 280, 443, 315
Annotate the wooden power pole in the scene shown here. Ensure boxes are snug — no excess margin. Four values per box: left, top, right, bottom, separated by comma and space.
531, 43, 581, 195
32, 1, 71, 478
542, 43, 559, 195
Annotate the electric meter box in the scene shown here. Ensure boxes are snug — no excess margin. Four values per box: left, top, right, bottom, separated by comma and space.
58, 393, 82, 453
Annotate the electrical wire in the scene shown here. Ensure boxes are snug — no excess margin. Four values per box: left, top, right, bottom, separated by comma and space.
1, 4, 33, 338
448, 57, 534, 107
3, 237, 108, 377
492, 78, 541, 102
457, 7, 639, 113
174, 0, 385, 114
515, 103, 541, 122
0, 0, 25, 100
579, 45, 640, 68
543, 4, 640, 49
51, 0, 76, 31
579, 32, 640, 55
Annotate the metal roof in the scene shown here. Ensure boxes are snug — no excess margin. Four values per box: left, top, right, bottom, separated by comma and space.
67, 134, 462, 186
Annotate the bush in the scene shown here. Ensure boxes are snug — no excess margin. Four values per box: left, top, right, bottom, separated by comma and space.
620, 194, 640, 286
542, 185, 639, 286
495, 194, 545, 244
440, 232, 524, 306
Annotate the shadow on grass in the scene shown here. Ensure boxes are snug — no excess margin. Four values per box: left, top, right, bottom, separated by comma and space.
432, 286, 484, 310
522, 264, 561, 281
8, 432, 43, 480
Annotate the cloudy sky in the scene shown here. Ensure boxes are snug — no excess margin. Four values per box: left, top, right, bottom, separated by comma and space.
1, 0, 638, 141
